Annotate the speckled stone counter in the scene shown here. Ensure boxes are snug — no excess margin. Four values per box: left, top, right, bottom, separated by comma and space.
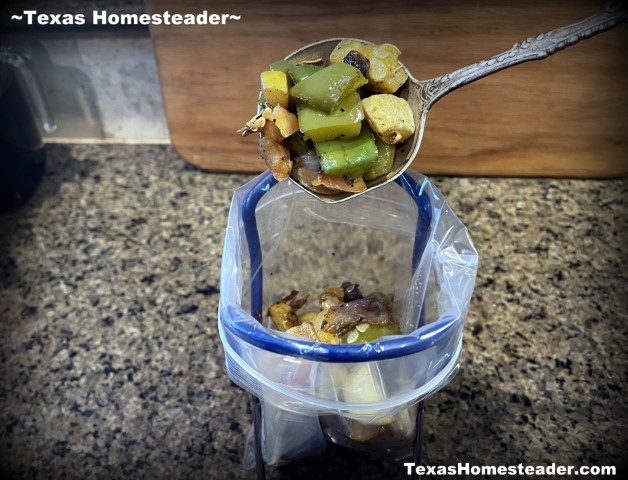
0, 144, 626, 479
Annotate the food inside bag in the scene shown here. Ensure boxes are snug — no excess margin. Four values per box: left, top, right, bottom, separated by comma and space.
321, 362, 419, 459
320, 406, 418, 458
261, 282, 418, 461
241, 281, 411, 467
267, 282, 400, 345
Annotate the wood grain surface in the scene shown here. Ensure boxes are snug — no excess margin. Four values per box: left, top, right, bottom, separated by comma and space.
148, 0, 628, 177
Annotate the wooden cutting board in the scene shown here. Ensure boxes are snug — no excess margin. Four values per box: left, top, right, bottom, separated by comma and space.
148, 0, 628, 177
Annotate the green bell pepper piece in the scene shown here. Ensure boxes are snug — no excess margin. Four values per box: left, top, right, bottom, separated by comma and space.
288, 64, 322, 83
364, 137, 396, 180
315, 124, 378, 178
290, 62, 367, 114
269, 59, 291, 73
270, 61, 322, 84
297, 92, 364, 143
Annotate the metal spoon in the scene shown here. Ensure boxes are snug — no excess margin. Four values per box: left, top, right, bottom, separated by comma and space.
272, 1, 626, 203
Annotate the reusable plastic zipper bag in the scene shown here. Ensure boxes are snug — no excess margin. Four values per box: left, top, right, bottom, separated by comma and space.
218, 170, 478, 470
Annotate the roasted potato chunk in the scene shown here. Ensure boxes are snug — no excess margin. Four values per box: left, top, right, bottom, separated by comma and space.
361, 94, 415, 144
329, 39, 371, 64
261, 70, 289, 108
367, 44, 408, 94
330, 40, 408, 94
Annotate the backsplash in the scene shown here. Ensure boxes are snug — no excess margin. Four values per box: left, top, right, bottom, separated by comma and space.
0, 0, 170, 143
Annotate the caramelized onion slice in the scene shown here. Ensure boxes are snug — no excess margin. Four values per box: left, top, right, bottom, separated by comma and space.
322, 297, 390, 335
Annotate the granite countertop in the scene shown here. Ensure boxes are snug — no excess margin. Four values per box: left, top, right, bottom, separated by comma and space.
0, 144, 626, 479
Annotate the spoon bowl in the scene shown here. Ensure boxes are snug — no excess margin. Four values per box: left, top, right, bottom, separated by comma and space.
265, 2, 626, 203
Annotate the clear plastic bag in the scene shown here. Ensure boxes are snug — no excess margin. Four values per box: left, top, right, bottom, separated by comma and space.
218, 170, 478, 467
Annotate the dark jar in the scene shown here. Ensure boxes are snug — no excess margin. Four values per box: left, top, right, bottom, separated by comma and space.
0, 46, 55, 212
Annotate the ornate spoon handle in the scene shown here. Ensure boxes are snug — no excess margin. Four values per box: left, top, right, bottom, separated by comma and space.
419, 1, 627, 108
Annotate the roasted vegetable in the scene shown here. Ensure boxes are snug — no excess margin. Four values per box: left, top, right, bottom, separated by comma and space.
295, 166, 368, 193
297, 92, 364, 143
319, 287, 345, 308
311, 174, 367, 193
342, 50, 370, 77
270, 60, 323, 84
267, 283, 397, 345
288, 64, 323, 83
269, 60, 295, 91
322, 297, 391, 335
284, 131, 309, 156
269, 60, 292, 73
286, 321, 319, 341
365, 291, 395, 313
261, 70, 290, 108
341, 281, 363, 302
269, 105, 299, 139
345, 323, 401, 344
315, 125, 378, 178
285, 300, 341, 344
330, 40, 408, 94
329, 39, 371, 65
367, 44, 409, 94
237, 107, 272, 137
242, 40, 414, 193
260, 121, 293, 180
362, 94, 415, 144
290, 62, 367, 114
238, 105, 299, 140
364, 137, 396, 180
268, 290, 310, 331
